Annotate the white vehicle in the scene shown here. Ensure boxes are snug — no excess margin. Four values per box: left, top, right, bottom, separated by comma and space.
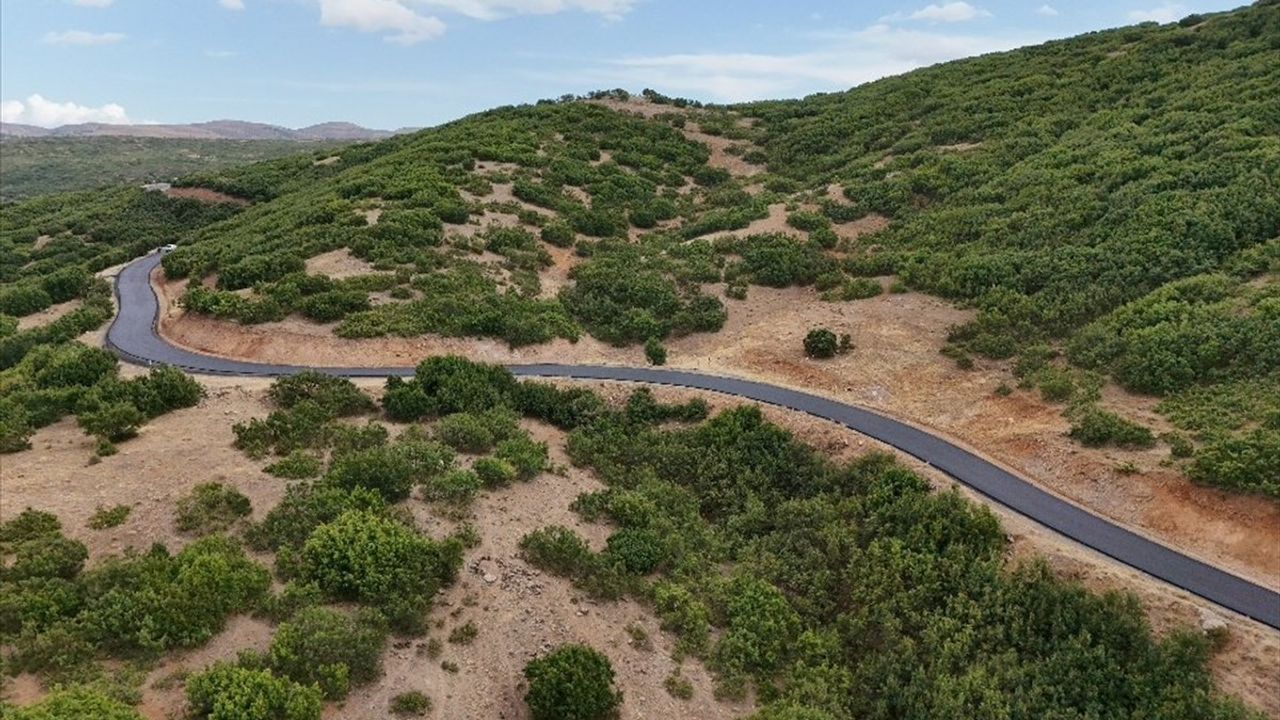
159, 243, 178, 254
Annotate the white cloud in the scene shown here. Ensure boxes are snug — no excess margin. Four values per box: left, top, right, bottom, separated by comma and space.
43, 29, 126, 45
906, 2, 988, 22
70, 0, 115, 7
568, 24, 1042, 103
0, 94, 131, 127
415, 0, 636, 21
220, 0, 246, 9
1127, 4, 1185, 23
206, 49, 240, 58
319, 0, 446, 44
1037, 4, 1059, 16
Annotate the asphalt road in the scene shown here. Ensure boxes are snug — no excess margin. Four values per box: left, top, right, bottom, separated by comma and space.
107, 252, 1280, 630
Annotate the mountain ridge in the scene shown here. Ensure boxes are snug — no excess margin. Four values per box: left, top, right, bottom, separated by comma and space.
0, 119, 402, 141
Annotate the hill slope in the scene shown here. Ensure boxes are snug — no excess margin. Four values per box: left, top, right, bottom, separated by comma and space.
1, 4, 1276, 501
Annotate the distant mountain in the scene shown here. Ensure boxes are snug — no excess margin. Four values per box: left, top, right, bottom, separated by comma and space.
0, 119, 397, 141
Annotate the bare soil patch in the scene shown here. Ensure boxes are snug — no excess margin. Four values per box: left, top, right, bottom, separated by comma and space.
304, 248, 376, 279
16, 298, 81, 331
834, 213, 891, 243
164, 187, 250, 206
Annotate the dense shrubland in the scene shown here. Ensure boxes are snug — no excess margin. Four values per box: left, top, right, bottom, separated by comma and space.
1, 357, 1264, 716
737, 4, 1280, 494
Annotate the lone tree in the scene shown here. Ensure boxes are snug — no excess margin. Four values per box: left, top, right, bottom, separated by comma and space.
524, 644, 622, 720
803, 328, 838, 358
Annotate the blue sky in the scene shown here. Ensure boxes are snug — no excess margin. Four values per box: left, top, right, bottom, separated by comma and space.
0, 0, 1244, 130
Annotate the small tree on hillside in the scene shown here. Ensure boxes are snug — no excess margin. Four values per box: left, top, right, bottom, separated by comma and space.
803, 328, 838, 359
524, 644, 622, 720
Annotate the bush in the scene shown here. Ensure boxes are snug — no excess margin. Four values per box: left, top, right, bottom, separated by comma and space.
268, 372, 374, 416
77, 402, 145, 442
6, 535, 89, 581
7, 687, 143, 720
448, 620, 478, 645
474, 456, 518, 488
299, 510, 462, 631
1068, 409, 1157, 449
605, 528, 665, 574
245, 483, 386, 554
127, 365, 205, 417
325, 446, 417, 501
520, 526, 597, 579
495, 435, 549, 480
434, 408, 519, 453
524, 644, 623, 720
644, 338, 667, 366
803, 329, 838, 359
185, 663, 323, 720
1188, 428, 1279, 497
175, 482, 253, 535
390, 691, 433, 716
421, 469, 483, 507
268, 606, 388, 699
265, 451, 323, 479
87, 505, 132, 530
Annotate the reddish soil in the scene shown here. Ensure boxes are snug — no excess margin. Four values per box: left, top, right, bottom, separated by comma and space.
163, 187, 250, 206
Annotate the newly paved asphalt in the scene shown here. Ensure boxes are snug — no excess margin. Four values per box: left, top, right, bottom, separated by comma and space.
107, 252, 1280, 629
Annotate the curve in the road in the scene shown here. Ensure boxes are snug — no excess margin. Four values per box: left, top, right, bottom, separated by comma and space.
107, 252, 1280, 630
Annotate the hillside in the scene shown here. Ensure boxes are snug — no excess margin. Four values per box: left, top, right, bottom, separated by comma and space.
1, 4, 1279, 719
0, 137, 351, 202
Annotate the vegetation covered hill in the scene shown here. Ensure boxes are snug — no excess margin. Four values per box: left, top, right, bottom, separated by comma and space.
0, 137, 350, 202
0, 8, 1276, 481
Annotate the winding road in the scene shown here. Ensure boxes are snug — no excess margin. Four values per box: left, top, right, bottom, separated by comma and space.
107, 252, 1280, 630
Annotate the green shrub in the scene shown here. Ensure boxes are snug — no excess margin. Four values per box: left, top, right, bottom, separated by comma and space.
644, 337, 667, 366
73, 536, 269, 654
542, 220, 576, 248
474, 457, 518, 488
6, 535, 89, 581
265, 451, 323, 479
421, 469, 483, 507
652, 582, 711, 653
390, 691, 433, 716
1188, 429, 1279, 497
256, 581, 325, 623
185, 663, 323, 720
714, 577, 801, 676
1162, 432, 1194, 459
246, 483, 386, 553
524, 644, 622, 720
175, 482, 252, 535
268, 372, 374, 416
325, 446, 417, 501
803, 329, 838, 359
1, 508, 63, 543
434, 408, 519, 453
605, 528, 665, 574
87, 505, 131, 530
77, 402, 145, 442
6, 686, 143, 720
520, 526, 597, 579
1068, 409, 1157, 449
269, 606, 388, 699
786, 211, 830, 232
495, 435, 549, 480
299, 510, 462, 632
1037, 369, 1076, 403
